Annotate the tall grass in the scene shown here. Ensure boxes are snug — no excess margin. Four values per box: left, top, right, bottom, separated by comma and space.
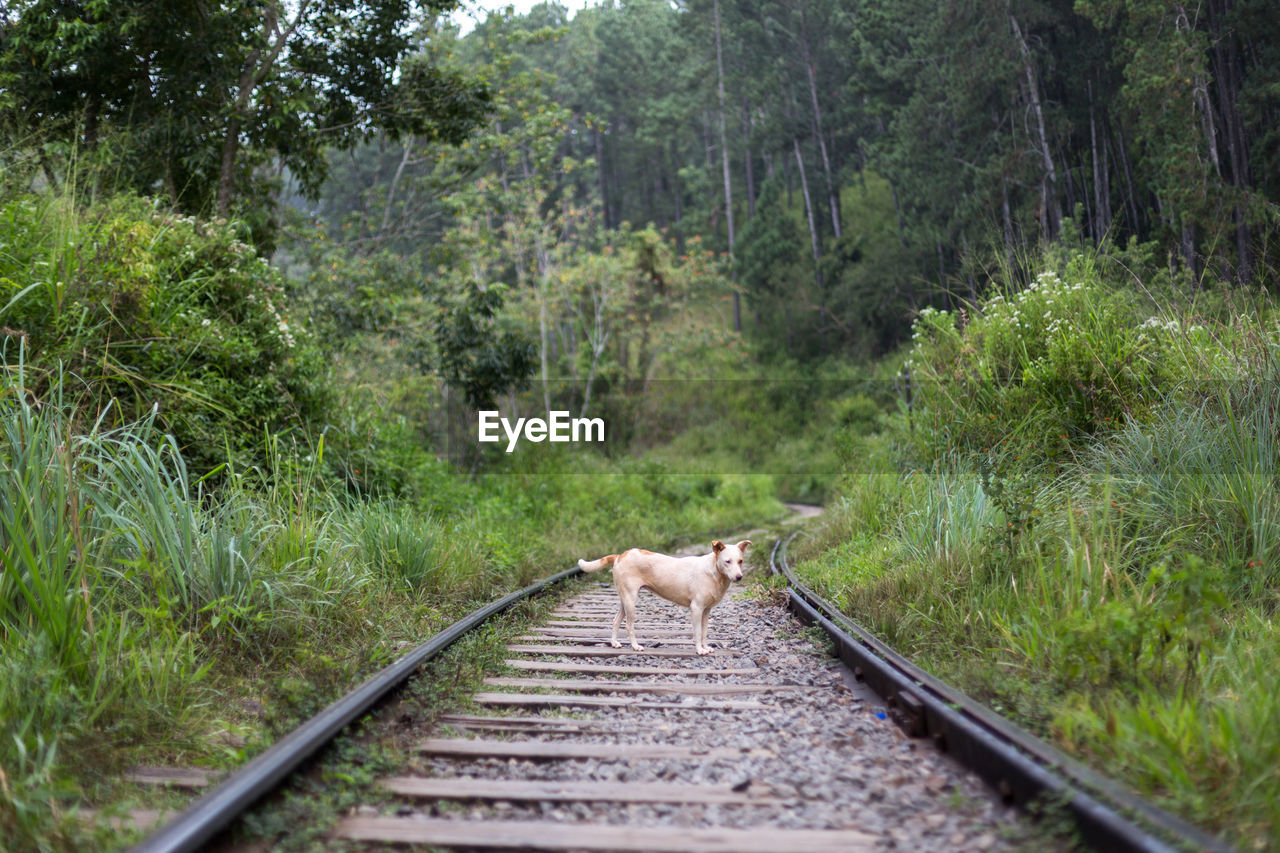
0, 367, 91, 669
1079, 398, 1279, 595
1, 361, 207, 845
1, 347, 787, 849
898, 467, 1002, 569
792, 247, 1280, 847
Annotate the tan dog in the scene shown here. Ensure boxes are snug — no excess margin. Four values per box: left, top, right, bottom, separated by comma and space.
577, 540, 751, 655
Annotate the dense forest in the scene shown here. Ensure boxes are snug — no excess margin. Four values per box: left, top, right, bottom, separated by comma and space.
8, 1, 1279, 371
306, 0, 1280, 361
3, 0, 1280, 849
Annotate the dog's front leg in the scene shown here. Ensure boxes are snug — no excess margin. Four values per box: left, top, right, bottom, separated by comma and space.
690, 604, 710, 655
700, 607, 712, 652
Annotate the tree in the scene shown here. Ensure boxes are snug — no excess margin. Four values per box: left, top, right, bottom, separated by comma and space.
0, 0, 490, 240
737, 178, 804, 346
1077, 0, 1278, 283
434, 282, 536, 410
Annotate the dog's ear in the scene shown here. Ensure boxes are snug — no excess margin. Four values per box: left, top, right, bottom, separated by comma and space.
712, 540, 725, 553
736, 539, 752, 552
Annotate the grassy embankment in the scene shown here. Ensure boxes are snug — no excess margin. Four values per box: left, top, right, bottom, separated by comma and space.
792, 246, 1280, 848
0, 192, 788, 850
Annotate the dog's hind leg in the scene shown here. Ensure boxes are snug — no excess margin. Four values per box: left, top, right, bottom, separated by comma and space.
610, 601, 624, 649
620, 588, 644, 651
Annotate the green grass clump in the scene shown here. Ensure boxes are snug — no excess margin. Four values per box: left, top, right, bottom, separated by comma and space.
645, 358, 895, 503
792, 245, 1280, 848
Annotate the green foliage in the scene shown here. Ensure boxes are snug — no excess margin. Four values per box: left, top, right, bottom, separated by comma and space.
737, 179, 804, 300
0, 0, 490, 236
0, 352, 785, 849
1, 192, 329, 478
1075, 361, 1280, 595
897, 468, 1002, 569
434, 282, 536, 409
903, 252, 1208, 468
285, 240, 423, 339
793, 250, 1280, 846
0, 378, 207, 850
643, 358, 882, 503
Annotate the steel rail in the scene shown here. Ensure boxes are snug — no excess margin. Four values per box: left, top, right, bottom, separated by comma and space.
130, 565, 583, 853
771, 534, 1234, 853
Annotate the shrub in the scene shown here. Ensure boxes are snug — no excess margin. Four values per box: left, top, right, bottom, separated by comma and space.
904, 252, 1191, 467
1, 193, 329, 477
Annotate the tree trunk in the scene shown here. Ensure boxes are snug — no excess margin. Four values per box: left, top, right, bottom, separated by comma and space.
38, 149, 59, 192
742, 99, 756, 219
644, 154, 657, 220
216, 1, 311, 217
802, 37, 841, 239
712, 0, 740, 331
961, 232, 977, 303
937, 242, 948, 309
579, 286, 610, 420
1100, 112, 1112, 236
794, 137, 822, 292
83, 92, 101, 151
379, 134, 414, 241
1176, 5, 1222, 178
607, 130, 623, 228
891, 182, 908, 246
1089, 83, 1110, 241
1001, 175, 1016, 275
1181, 220, 1198, 282
1208, 0, 1253, 284
1061, 145, 1079, 228
1010, 14, 1059, 241
594, 126, 610, 229
164, 166, 179, 205
669, 140, 684, 254
216, 116, 242, 216
1114, 122, 1143, 238
536, 235, 552, 413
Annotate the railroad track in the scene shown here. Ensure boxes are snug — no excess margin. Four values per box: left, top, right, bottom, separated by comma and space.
130, 533, 1234, 852
331, 579, 1023, 851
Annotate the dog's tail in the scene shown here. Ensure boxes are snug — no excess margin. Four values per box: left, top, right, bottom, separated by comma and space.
577, 553, 618, 573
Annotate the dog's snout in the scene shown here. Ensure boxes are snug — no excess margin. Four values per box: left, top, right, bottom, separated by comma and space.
732, 571, 743, 581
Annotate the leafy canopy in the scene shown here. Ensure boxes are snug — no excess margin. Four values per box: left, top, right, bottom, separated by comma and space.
0, 0, 491, 237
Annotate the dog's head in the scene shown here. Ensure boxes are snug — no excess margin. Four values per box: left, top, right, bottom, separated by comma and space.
711, 539, 751, 581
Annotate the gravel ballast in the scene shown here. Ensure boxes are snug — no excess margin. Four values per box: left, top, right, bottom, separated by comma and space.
354, 578, 1040, 850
